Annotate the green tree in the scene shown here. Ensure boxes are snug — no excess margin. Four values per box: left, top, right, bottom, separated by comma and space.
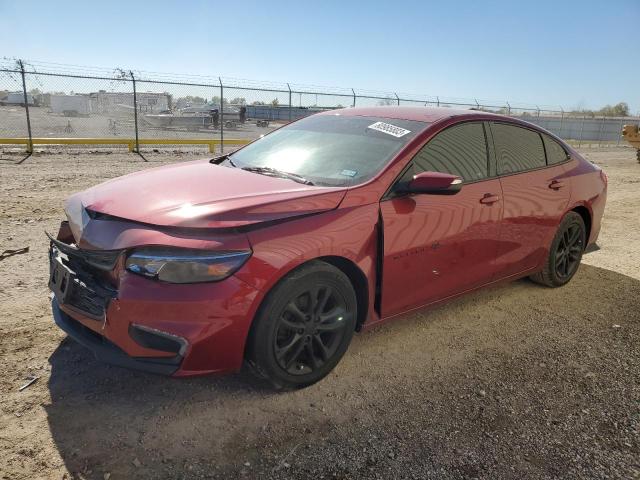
178, 95, 207, 105
211, 96, 228, 106
571, 101, 630, 118
598, 102, 629, 117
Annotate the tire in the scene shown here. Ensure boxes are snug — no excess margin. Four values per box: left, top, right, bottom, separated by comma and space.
530, 211, 586, 287
246, 261, 357, 390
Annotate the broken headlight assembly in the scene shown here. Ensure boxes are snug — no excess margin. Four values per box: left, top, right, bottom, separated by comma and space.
125, 248, 251, 284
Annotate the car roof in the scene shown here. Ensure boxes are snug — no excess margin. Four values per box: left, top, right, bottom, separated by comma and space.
318, 105, 505, 123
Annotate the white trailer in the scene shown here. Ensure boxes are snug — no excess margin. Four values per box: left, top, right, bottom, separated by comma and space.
50, 95, 92, 116
1, 92, 34, 106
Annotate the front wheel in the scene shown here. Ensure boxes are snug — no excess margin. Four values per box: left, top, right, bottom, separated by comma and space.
246, 261, 357, 389
530, 211, 586, 287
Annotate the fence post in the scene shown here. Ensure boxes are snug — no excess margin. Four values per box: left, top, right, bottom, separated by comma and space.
578, 115, 585, 148
219, 77, 224, 155
129, 71, 140, 155
507, 102, 511, 115
394, 93, 399, 106
597, 115, 606, 148
17, 60, 33, 154
437, 96, 440, 107
559, 108, 564, 138
352, 88, 356, 108
617, 117, 624, 146
287, 83, 292, 121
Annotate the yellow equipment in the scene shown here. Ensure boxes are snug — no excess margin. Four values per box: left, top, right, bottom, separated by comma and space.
622, 124, 640, 162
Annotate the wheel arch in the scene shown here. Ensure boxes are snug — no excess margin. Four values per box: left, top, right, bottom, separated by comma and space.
247, 255, 369, 338
243, 255, 369, 362
569, 204, 592, 248
317, 255, 369, 332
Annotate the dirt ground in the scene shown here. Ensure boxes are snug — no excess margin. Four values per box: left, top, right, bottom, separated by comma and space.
0, 147, 638, 480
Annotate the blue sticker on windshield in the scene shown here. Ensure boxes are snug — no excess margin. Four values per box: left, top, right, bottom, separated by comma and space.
340, 169, 358, 177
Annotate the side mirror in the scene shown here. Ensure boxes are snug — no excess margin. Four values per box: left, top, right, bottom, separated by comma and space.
404, 171, 463, 195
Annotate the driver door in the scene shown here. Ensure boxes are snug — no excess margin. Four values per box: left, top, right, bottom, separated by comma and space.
380, 121, 504, 317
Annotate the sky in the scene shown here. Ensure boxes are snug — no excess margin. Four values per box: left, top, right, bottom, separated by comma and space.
1, 0, 638, 113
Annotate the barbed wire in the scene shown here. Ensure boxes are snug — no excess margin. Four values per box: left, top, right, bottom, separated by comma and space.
1, 57, 637, 118
0, 57, 586, 114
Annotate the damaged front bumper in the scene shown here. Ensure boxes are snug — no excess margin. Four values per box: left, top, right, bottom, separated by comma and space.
48, 231, 185, 375
47, 220, 261, 377
51, 297, 182, 375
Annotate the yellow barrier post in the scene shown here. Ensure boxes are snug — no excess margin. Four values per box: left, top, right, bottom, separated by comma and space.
0, 138, 251, 153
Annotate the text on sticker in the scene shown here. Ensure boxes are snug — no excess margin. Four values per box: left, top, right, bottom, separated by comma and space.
367, 122, 411, 138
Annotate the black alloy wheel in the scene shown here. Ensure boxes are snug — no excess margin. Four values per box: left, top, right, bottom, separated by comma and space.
274, 285, 349, 376
554, 222, 584, 279
246, 261, 357, 389
530, 211, 586, 287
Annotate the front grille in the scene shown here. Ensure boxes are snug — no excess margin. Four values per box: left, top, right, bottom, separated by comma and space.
49, 235, 122, 320
49, 234, 122, 270
65, 273, 116, 319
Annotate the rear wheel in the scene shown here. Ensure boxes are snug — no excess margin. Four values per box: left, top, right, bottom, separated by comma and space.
530, 211, 586, 287
246, 261, 357, 389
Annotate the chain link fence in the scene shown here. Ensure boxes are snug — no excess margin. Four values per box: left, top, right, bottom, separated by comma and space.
1, 59, 638, 155
0, 67, 30, 139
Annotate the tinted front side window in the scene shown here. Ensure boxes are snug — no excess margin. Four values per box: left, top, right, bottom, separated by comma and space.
411, 122, 488, 182
492, 123, 546, 174
542, 134, 568, 165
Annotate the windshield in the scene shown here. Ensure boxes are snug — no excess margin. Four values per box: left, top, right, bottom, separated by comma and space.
227, 114, 428, 187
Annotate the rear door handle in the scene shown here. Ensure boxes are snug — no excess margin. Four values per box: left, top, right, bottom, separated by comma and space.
480, 193, 500, 205
549, 180, 565, 190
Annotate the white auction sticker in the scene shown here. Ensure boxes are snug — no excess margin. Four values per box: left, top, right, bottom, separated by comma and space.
367, 121, 411, 138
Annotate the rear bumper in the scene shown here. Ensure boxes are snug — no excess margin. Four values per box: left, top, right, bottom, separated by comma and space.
52, 297, 181, 375
588, 185, 607, 247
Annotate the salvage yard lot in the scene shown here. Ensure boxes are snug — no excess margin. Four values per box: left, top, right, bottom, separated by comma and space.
0, 105, 278, 141
0, 147, 638, 479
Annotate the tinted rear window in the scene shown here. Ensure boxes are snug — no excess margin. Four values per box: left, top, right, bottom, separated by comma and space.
542, 134, 568, 165
492, 123, 546, 175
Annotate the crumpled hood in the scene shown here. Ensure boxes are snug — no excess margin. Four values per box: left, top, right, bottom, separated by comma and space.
66, 159, 347, 230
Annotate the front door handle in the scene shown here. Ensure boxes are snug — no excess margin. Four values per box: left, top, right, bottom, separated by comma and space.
480, 193, 500, 205
549, 180, 565, 190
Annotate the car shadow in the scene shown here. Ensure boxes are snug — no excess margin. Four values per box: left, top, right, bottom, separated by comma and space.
44, 262, 640, 478
45, 337, 277, 477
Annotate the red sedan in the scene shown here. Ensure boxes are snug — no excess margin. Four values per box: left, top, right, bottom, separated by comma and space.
48, 107, 607, 388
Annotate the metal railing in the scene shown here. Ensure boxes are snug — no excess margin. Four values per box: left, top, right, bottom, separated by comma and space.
1, 58, 638, 159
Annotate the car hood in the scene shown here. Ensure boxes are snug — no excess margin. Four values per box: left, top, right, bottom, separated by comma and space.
66, 159, 347, 230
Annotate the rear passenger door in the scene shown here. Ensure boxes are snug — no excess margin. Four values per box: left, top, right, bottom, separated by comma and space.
489, 122, 571, 279
380, 121, 504, 317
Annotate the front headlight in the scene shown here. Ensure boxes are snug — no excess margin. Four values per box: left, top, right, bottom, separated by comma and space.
125, 247, 251, 284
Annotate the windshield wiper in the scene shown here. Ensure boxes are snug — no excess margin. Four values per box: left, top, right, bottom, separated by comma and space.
241, 166, 314, 185
209, 154, 238, 168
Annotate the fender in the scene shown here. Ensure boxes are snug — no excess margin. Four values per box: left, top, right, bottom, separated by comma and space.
234, 203, 381, 333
